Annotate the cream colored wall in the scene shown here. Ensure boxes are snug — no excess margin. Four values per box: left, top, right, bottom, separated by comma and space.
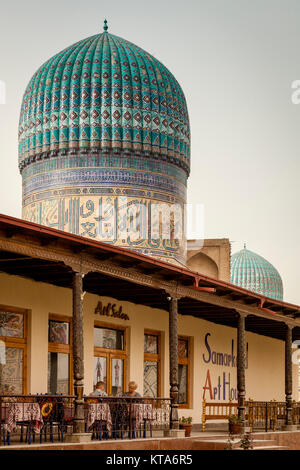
0, 272, 72, 393
0, 272, 297, 423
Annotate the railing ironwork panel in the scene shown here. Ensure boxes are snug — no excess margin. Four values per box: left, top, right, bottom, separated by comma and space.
0, 395, 171, 446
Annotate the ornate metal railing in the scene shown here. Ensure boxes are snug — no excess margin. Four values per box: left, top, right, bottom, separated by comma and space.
0, 394, 171, 445
0, 394, 75, 446
83, 396, 171, 441
247, 400, 285, 432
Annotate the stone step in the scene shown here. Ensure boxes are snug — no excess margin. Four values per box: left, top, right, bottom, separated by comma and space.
192, 438, 284, 450
234, 445, 289, 451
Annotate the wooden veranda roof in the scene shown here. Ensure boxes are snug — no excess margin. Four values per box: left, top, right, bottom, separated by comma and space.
0, 213, 299, 341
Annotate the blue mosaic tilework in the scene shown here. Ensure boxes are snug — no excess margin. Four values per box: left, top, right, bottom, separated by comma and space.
19, 31, 190, 174
231, 247, 283, 301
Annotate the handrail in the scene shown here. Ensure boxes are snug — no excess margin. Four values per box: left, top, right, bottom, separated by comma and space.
202, 398, 238, 431
202, 399, 299, 432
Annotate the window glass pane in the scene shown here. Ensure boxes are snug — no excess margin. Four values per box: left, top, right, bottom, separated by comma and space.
94, 327, 124, 350
94, 356, 107, 392
0, 346, 23, 394
144, 334, 158, 354
49, 320, 69, 345
144, 361, 158, 397
0, 312, 24, 338
178, 339, 188, 358
48, 352, 69, 394
178, 364, 188, 404
111, 358, 123, 396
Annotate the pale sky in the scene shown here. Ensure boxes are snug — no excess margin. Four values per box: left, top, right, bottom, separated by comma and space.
0, 0, 299, 304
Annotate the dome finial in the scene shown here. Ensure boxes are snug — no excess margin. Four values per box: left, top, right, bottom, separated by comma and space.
244, 243, 246, 249
103, 19, 108, 32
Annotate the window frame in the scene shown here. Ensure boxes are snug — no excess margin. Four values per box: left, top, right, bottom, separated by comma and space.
93, 321, 127, 395
48, 313, 73, 395
143, 329, 161, 398
0, 304, 28, 394
178, 335, 191, 409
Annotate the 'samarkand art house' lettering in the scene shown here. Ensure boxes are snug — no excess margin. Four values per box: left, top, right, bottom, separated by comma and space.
202, 333, 249, 401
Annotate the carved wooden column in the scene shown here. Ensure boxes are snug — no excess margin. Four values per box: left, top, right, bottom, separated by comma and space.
236, 311, 247, 428
72, 271, 85, 434
168, 294, 179, 430
285, 323, 293, 427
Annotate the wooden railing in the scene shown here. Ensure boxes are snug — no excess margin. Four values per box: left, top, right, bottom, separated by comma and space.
202, 399, 300, 432
202, 399, 238, 431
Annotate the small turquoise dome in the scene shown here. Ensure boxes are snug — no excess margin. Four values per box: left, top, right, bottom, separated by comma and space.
230, 246, 283, 300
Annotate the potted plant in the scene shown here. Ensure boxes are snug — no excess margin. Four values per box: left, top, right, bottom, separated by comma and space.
239, 432, 253, 450
228, 415, 243, 435
179, 416, 193, 437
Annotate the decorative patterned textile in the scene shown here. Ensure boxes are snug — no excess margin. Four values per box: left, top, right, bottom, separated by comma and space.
130, 403, 153, 429
48, 320, 69, 344
19, 25, 190, 265
5, 403, 43, 433
86, 403, 112, 432
0, 348, 23, 395
0, 312, 24, 338
143, 361, 158, 397
231, 246, 283, 300
151, 401, 170, 427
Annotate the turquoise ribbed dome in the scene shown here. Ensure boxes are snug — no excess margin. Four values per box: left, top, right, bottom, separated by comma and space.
18, 28, 190, 175
18, 25, 190, 265
230, 246, 283, 300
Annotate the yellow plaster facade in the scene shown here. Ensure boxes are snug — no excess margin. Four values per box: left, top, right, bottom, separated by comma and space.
0, 271, 297, 424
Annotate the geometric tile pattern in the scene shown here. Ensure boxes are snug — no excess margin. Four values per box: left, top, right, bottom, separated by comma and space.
18, 29, 190, 175
19, 25, 190, 265
230, 246, 283, 301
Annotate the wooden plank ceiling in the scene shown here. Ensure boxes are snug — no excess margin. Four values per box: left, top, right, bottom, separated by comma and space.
0, 247, 300, 342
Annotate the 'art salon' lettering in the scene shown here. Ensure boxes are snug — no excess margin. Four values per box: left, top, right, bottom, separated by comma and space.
94, 302, 129, 321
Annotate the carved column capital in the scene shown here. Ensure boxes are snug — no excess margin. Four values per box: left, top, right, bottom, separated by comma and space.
235, 310, 248, 319
165, 290, 182, 301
